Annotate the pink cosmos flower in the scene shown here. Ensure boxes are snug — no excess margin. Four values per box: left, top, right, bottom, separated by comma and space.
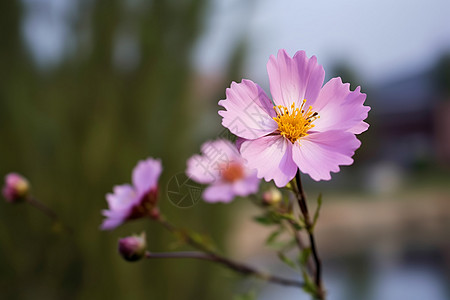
101, 158, 162, 230
218, 49, 370, 187
186, 139, 260, 203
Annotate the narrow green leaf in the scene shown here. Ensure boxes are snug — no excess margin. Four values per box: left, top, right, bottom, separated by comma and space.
277, 252, 297, 269
298, 247, 311, 266
312, 193, 323, 228
267, 238, 297, 251
266, 228, 282, 246
291, 220, 304, 231
273, 212, 305, 230
253, 215, 276, 226
187, 231, 217, 252
253, 211, 286, 226
277, 213, 295, 222
301, 269, 318, 295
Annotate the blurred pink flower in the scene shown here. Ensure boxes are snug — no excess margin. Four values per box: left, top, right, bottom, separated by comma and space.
186, 139, 260, 203
2, 173, 30, 203
101, 158, 162, 230
219, 49, 370, 187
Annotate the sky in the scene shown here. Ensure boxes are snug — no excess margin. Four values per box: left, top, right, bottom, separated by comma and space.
193, 0, 450, 85
21, 0, 76, 67
21, 0, 450, 86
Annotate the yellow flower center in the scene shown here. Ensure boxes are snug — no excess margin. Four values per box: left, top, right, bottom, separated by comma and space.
273, 100, 319, 143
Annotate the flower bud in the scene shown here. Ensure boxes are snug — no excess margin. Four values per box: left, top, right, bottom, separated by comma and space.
118, 232, 147, 262
2, 173, 30, 203
262, 187, 282, 205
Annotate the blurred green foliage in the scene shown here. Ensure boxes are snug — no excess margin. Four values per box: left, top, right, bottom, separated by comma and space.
0, 1, 241, 299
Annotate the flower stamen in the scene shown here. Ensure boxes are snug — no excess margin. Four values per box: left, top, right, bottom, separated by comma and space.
221, 162, 244, 182
273, 100, 319, 143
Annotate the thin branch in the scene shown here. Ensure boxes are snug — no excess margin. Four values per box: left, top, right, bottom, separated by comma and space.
145, 251, 304, 288
26, 196, 73, 234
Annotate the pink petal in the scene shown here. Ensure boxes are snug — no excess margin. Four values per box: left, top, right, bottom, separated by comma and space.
218, 79, 278, 140
232, 172, 260, 196
235, 137, 246, 152
240, 135, 298, 187
100, 207, 131, 230
267, 49, 325, 108
186, 154, 218, 184
203, 183, 235, 203
106, 184, 136, 211
201, 139, 241, 163
100, 215, 126, 230
349, 121, 370, 134
312, 78, 370, 134
132, 158, 162, 195
292, 131, 361, 181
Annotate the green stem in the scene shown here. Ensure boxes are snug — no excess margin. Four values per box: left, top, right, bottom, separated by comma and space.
26, 196, 73, 234
294, 172, 325, 299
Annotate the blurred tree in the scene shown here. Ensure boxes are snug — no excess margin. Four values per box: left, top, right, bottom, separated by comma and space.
0, 0, 242, 299
433, 52, 450, 97
329, 61, 362, 90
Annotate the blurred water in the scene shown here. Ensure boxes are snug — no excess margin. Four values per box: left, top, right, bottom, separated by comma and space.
370, 264, 447, 300
259, 256, 449, 300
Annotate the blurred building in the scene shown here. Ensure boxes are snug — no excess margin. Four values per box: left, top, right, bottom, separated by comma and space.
370, 53, 450, 171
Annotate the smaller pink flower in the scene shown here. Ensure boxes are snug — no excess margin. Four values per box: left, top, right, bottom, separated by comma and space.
2, 173, 30, 203
101, 158, 162, 230
186, 139, 260, 203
